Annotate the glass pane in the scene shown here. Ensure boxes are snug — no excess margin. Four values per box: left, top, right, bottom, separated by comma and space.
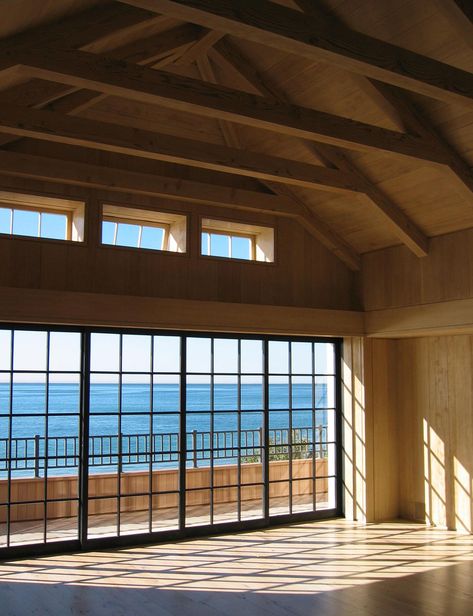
214, 376, 238, 411
141, 225, 164, 250
102, 220, 116, 245
90, 333, 120, 372
13, 330, 47, 371
241, 376, 263, 410
116, 222, 140, 247
241, 339, 263, 374
186, 376, 211, 412
122, 375, 151, 414
40, 212, 67, 240
269, 376, 289, 409
214, 338, 238, 373
12, 209, 39, 237
90, 374, 119, 414
201, 232, 210, 255
0, 208, 11, 234
154, 336, 180, 373
122, 335, 151, 373
210, 233, 228, 257
269, 341, 289, 374
292, 377, 313, 409
291, 342, 312, 374
153, 375, 180, 413
49, 332, 81, 372
231, 236, 251, 260
187, 337, 211, 373
49, 375, 80, 415
0, 330, 12, 370
315, 342, 335, 374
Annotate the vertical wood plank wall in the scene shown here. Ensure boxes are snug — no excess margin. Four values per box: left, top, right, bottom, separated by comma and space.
0, 176, 359, 312
397, 335, 473, 532
342, 337, 399, 523
362, 226, 473, 311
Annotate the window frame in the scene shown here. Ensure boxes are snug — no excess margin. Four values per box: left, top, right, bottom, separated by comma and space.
200, 217, 275, 264
102, 215, 170, 251
0, 191, 85, 243
101, 203, 187, 255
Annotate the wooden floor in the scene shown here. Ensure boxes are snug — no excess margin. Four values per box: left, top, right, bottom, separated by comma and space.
1, 520, 473, 615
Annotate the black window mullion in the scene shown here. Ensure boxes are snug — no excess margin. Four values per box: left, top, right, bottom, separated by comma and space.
262, 339, 269, 523
148, 337, 154, 534
237, 339, 241, 522
210, 338, 214, 526
43, 332, 51, 543
6, 331, 14, 547
117, 335, 123, 536
79, 330, 90, 547
288, 344, 293, 516
179, 336, 186, 531
311, 342, 316, 512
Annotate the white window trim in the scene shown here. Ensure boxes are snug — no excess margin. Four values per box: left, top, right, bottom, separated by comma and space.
102, 204, 187, 253
201, 218, 274, 263
0, 191, 85, 242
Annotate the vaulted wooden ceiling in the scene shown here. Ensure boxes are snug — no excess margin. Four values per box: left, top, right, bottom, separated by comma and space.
0, 0, 472, 271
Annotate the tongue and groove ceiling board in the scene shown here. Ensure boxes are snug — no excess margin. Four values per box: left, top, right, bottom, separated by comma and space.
0, 0, 473, 269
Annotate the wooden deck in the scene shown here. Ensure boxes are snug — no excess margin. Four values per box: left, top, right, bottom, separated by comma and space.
0, 494, 330, 546
1, 520, 473, 615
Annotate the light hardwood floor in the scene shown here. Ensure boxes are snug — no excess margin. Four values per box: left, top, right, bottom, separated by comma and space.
1, 520, 473, 615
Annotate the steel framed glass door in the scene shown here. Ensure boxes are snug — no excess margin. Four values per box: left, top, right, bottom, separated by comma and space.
0, 325, 341, 558
0, 327, 82, 554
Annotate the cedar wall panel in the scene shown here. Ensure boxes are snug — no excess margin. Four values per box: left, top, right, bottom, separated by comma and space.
0, 178, 359, 311
361, 227, 473, 310
397, 335, 473, 532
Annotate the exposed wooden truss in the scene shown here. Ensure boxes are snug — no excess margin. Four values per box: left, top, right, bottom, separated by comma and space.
4, 47, 448, 164
118, 0, 473, 107
292, 0, 473, 208
2, 0, 473, 268
0, 104, 366, 195
212, 38, 429, 257
195, 44, 360, 270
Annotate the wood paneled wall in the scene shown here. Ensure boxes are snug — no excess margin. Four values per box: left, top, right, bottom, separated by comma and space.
362, 227, 473, 311
0, 176, 359, 315
397, 335, 473, 532
342, 337, 398, 523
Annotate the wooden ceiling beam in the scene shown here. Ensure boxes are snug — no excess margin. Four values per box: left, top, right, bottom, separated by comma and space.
0, 103, 363, 196
177, 30, 225, 65
7, 46, 448, 165
1, 3, 155, 55
117, 0, 473, 108
212, 39, 429, 258
0, 149, 315, 218
0, 24, 202, 147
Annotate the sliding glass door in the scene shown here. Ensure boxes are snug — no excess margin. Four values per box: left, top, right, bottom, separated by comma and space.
0, 326, 341, 557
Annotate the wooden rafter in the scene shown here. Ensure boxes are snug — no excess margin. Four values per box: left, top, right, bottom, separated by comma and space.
0, 150, 317, 218
194, 52, 360, 270
177, 30, 225, 65
212, 38, 429, 257
117, 0, 473, 107
6, 47, 448, 165
292, 0, 473, 209
0, 103, 365, 196
0, 23, 202, 148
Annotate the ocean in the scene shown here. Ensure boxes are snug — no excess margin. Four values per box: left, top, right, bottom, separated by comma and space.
0, 383, 331, 477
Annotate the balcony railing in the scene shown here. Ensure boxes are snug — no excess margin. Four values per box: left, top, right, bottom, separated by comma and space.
0, 426, 328, 477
